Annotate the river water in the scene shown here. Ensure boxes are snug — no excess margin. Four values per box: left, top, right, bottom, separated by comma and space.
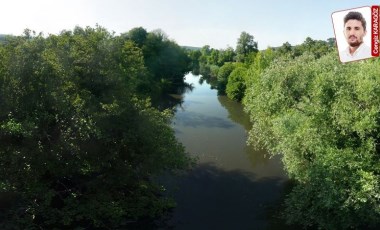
164, 73, 290, 230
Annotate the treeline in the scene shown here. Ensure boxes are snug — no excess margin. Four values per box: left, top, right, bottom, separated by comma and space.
0, 26, 192, 229
189, 32, 380, 229
188, 32, 335, 101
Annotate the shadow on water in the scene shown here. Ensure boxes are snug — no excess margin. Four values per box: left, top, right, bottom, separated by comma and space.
159, 163, 294, 230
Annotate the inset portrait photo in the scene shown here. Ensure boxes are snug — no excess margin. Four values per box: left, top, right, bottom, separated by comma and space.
332, 6, 379, 63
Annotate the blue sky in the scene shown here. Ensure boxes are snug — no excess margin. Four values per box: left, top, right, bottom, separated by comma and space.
1, 0, 378, 49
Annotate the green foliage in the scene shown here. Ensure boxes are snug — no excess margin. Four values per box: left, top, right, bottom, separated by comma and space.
277, 41, 292, 56
253, 48, 275, 70
124, 26, 148, 47
235, 31, 258, 63
209, 64, 220, 78
188, 49, 202, 75
274, 38, 335, 59
141, 29, 191, 93
208, 49, 220, 65
293, 37, 331, 58
0, 26, 191, 229
244, 52, 380, 229
198, 46, 236, 67
218, 46, 235, 65
226, 67, 248, 101
216, 62, 237, 93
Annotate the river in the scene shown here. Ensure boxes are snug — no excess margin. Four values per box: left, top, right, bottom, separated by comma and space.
161, 73, 291, 230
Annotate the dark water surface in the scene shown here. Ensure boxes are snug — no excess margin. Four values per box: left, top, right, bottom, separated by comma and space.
164, 73, 290, 230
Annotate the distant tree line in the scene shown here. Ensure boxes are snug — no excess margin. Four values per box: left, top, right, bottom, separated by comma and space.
0, 26, 192, 229
187, 32, 335, 101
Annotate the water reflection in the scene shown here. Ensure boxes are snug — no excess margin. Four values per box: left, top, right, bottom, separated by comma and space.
217, 95, 272, 167
152, 82, 194, 111
217, 95, 251, 130
175, 111, 234, 129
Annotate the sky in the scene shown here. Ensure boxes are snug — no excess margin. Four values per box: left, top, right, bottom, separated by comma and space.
1, 0, 378, 49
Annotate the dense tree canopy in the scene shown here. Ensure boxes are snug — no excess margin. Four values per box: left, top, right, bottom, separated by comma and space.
244, 52, 380, 229
0, 26, 191, 229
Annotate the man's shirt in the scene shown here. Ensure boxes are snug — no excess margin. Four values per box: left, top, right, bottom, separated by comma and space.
339, 43, 372, 63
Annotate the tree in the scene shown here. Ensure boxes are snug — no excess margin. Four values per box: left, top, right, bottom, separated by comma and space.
208, 49, 220, 66
244, 52, 380, 229
0, 26, 191, 229
235, 31, 258, 62
253, 48, 275, 71
276, 41, 292, 56
200, 45, 211, 57
218, 46, 235, 65
216, 62, 242, 94
226, 67, 247, 101
137, 29, 190, 93
292, 37, 332, 58
188, 49, 202, 75
125, 26, 148, 48
327, 37, 336, 48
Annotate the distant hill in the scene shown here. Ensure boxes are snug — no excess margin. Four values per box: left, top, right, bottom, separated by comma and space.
181, 46, 201, 51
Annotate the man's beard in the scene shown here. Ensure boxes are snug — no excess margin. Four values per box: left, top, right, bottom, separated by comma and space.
348, 36, 362, 47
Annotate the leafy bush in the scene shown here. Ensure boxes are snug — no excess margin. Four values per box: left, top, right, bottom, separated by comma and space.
226, 67, 247, 101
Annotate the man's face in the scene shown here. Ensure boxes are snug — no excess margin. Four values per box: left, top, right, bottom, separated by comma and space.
344, 19, 367, 47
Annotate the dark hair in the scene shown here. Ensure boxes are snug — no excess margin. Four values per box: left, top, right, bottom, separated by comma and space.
344, 11, 366, 31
